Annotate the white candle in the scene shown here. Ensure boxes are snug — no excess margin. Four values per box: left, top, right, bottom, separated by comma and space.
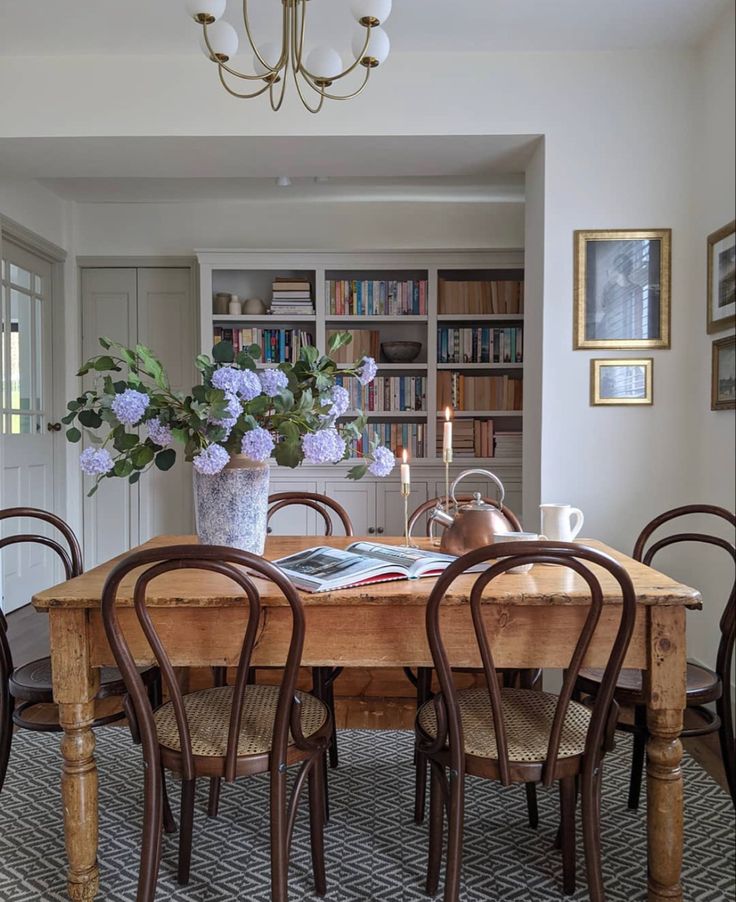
401, 449, 411, 489
443, 407, 453, 456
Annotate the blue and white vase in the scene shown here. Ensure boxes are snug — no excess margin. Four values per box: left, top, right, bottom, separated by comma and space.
193, 455, 270, 555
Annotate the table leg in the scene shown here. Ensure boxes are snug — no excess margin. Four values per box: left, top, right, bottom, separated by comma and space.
50, 610, 100, 901
646, 606, 686, 902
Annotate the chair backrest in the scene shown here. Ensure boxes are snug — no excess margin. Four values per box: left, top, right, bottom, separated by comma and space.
408, 495, 523, 537
101, 544, 308, 782
425, 541, 636, 787
633, 504, 735, 779
267, 492, 354, 537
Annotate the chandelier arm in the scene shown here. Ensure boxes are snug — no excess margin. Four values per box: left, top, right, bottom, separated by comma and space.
301, 66, 371, 102
217, 65, 273, 99
242, 0, 288, 75
293, 0, 307, 71
292, 68, 327, 114
299, 24, 372, 83
201, 22, 271, 81
269, 53, 290, 112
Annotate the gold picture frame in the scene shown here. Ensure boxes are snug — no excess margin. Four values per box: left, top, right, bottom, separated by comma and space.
711, 335, 735, 411
590, 358, 653, 406
574, 229, 671, 349
707, 220, 735, 334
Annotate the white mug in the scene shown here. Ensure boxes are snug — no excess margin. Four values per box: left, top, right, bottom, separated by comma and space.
492, 531, 548, 573
540, 504, 584, 542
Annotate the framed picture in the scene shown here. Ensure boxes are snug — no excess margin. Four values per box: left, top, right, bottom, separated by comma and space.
711, 335, 735, 411
707, 220, 735, 334
574, 229, 671, 349
590, 358, 653, 406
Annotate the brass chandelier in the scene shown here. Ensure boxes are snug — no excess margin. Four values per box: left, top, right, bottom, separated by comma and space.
185, 0, 391, 114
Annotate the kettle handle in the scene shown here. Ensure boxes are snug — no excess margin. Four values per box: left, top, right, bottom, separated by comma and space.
450, 468, 505, 507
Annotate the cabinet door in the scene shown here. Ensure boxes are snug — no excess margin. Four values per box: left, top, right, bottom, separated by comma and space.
266, 479, 319, 536
136, 268, 195, 542
322, 480, 376, 537
81, 268, 138, 567
379, 480, 429, 539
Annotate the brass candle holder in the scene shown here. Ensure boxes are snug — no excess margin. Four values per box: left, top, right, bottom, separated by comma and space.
443, 446, 453, 512
402, 481, 412, 547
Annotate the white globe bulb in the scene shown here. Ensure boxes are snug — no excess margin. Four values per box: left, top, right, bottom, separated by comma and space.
199, 20, 238, 60
186, 0, 227, 23
253, 41, 282, 76
305, 46, 343, 81
352, 26, 390, 66
350, 0, 392, 25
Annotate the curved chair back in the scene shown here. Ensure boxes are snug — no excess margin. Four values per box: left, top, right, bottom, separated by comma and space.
633, 504, 735, 799
267, 492, 354, 537
409, 495, 522, 538
101, 544, 307, 784
425, 541, 636, 787
0, 506, 83, 581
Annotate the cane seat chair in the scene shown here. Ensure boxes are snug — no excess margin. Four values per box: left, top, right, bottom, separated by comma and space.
416, 541, 636, 902
101, 544, 331, 901
576, 504, 736, 808
0, 507, 159, 795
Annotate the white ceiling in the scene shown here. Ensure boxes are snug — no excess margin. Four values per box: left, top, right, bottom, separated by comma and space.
0, 0, 729, 57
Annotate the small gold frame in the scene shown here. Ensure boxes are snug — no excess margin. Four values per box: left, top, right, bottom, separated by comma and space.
590, 358, 653, 406
711, 335, 736, 411
574, 229, 671, 349
707, 220, 735, 334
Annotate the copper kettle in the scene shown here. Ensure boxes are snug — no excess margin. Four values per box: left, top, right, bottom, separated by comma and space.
428, 469, 516, 556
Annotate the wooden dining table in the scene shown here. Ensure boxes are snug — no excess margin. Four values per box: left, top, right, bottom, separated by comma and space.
33, 534, 700, 902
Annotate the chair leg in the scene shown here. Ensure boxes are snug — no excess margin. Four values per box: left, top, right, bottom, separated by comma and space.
414, 667, 433, 825
581, 764, 604, 902
327, 678, 339, 769
443, 767, 464, 902
207, 777, 221, 818
177, 778, 196, 885
138, 754, 164, 902
716, 700, 736, 807
0, 685, 14, 794
559, 776, 576, 895
525, 782, 539, 829
426, 761, 444, 897
270, 766, 289, 902
628, 705, 648, 810
161, 765, 177, 834
308, 756, 327, 897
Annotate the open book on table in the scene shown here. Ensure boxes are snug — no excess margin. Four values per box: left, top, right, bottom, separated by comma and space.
273, 541, 462, 593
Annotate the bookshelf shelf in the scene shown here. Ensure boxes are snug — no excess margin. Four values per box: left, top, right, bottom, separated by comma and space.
214, 314, 316, 323
336, 362, 429, 371
325, 315, 428, 323
437, 314, 524, 322
343, 411, 428, 419
437, 363, 523, 370
437, 410, 524, 418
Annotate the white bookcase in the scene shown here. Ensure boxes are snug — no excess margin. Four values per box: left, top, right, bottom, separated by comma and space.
195, 250, 524, 535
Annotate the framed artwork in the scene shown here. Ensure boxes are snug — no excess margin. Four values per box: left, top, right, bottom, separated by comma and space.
590, 358, 653, 406
574, 229, 671, 349
711, 335, 735, 411
707, 220, 735, 334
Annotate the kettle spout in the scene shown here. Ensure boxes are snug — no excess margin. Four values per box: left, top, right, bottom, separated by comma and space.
428, 505, 454, 528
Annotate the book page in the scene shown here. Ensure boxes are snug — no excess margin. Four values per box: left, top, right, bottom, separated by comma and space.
347, 542, 455, 571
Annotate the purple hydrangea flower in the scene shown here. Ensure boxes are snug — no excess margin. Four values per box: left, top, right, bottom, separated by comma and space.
259, 368, 289, 397
239, 369, 262, 402
79, 447, 114, 476
111, 388, 149, 426
147, 417, 173, 447
357, 356, 377, 386
327, 385, 350, 418
301, 428, 346, 464
211, 366, 244, 395
241, 427, 275, 462
368, 445, 395, 477
193, 443, 230, 475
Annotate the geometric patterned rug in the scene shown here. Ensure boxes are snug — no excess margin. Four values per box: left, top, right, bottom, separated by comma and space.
0, 728, 733, 901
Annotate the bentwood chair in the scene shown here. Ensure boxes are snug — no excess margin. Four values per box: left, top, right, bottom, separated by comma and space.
406, 495, 542, 825
576, 504, 736, 808
416, 541, 636, 902
0, 507, 159, 795
101, 544, 331, 901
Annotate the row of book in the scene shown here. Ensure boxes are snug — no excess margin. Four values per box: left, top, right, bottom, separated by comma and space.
327, 279, 428, 316
348, 423, 427, 459
437, 372, 523, 411
334, 375, 427, 412
438, 278, 524, 315
437, 327, 524, 364
433, 421, 522, 459
213, 327, 314, 363
327, 329, 380, 363
271, 277, 314, 314
494, 431, 523, 459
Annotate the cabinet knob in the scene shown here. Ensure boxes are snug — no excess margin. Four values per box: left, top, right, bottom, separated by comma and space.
267, 526, 273, 534
377, 527, 384, 534
368, 527, 375, 534
47, 422, 62, 432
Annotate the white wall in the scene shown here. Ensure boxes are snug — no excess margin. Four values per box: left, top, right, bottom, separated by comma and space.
0, 178, 67, 249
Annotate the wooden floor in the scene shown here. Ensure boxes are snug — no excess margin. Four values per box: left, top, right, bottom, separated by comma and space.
5, 603, 730, 794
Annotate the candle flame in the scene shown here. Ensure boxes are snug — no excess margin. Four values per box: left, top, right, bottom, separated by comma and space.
445, 406, 451, 421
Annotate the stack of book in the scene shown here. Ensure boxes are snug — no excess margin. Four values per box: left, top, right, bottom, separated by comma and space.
270, 277, 314, 315
327, 279, 428, 316
438, 279, 524, 315
437, 326, 523, 363
327, 329, 380, 363
437, 373, 523, 411
434, 418, 496, 459
335, 375, 426, 412
494, 432, 523, 459
213, 326, 314, 363
348, 423, 426, 458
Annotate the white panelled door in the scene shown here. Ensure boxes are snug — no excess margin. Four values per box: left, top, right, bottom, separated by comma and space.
1, 240, 56, 613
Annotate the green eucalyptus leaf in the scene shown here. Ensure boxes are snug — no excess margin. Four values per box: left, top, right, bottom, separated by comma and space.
94, 356, 117, 371
133, 445, 155, 468
155, 449, 176, 471
212, 341, 235, 364
66, 427, 82, 443
274, 439, 302, 469
347, 464, 368, 481
247, 344, 262, 360
328, 331, 353, 353
78, 409, 103, 429
129, 471, 141, 485
61, 412, 76, 425
114, 432, 140, 452
114, 459, 134, 478
98, 337, 112, 350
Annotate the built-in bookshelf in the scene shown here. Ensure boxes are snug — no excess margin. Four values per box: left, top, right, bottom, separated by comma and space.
197, 252, 525, 467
